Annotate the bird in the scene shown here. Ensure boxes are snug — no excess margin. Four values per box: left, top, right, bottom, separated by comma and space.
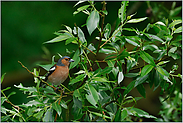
44, 56, 74, 88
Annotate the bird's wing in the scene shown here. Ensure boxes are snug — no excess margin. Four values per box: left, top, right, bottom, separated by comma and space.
44, 64, 56, 81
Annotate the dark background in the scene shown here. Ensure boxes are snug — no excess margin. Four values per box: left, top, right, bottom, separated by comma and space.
1, 1, 182, 120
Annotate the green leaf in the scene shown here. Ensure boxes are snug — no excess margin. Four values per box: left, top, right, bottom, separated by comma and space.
127, 107, 157, 119
169, 20, 182, 28
134, 74, 149, 87
78, 27, 87, 44
118, 1, 129, 23
14, 83, 37, 95
33, 111, 44, 120
118, 71, 124, 84
123, 80, 135, 96
60, 100, 68, 109
125, 36, 140, 47
43, 108, 54, 122
121, 109, 128, 121
73, 5, 90, 15
69, 74, 86, 85
104, 23, 111, 39
141, 64, 154, 77
114, 109, 121, 121
143, 44, 159, 51
168, 47, 177, 54
145, 33, 164, 43
69, 49, 80, 69
7, 91, 16, 98
73, 96, 82, 109
1, 73, 6, 83
127, 17, 148, 23
37, 63, 55, 72
1, 97, 7, 105
52, 102, 62, 116
136, 84, 146, 98
117, 49, 130, 60
157, 61, 170, 66
174, 26, 182, 33
65, 37, 77, 45
86, 10, 99, 35
125, 73, 139, 78
99, 48, 116, 54
43, 33, 71, 44
92, 77, 115, 83
140, 51, 155, 66
1, 86, 11, 92
85, 84, 99, 107
156, 66, 169, 77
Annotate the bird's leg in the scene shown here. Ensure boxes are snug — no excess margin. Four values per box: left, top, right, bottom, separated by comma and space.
59, 85, 65, 94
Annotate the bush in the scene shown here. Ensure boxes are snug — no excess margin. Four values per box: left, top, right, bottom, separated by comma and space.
1, 1, 182, 122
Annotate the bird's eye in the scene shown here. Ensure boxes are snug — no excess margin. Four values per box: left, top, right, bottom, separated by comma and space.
65, 58, 69, 61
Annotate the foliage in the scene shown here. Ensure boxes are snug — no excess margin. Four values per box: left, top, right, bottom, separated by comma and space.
1, 1, 182, 122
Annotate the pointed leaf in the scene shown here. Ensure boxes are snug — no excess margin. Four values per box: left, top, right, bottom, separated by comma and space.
86, 10, 100, 35
1, 73, 6, 83
43, 33, 71, 44
85, 84, 99, 107
127, 17, 148, 23
69, 74, 86, 85
43, 108, 54, 122
140, 51, 155, 66
141, 64, 154, 77
118, 71, 124, 84
52, 102, 62, 116
69, 49, 80, 69
136, 84, 146, 98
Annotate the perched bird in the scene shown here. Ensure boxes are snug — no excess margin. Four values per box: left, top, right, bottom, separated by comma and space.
44, 56, 74, 86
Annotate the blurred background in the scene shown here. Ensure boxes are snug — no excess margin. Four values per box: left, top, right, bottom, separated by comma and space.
1, 1, 182, 121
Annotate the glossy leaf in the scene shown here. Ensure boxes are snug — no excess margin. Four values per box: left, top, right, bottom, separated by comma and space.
118, 1, 128, 23
136, 84, 146, 98
114, 109, 121, 121
127, 17, 147, 23
125, 36, 140, 47
127, 107, 157, 119
174, 26, 182, 33
73, 5, 90, 15
78, 27, 87, 44
140, 51, 155, 66
86, 10, 99, 35
123, 80, 135, 96
70, 49, 80, 69
118, 71, 124, 84
143, 44, 159, 51
85, 84, 99, 107
169, 19, 182, 28
157, 61, 170, 66
60, 100, 68, 109
52, 102, 62, 116
157, 66, 169, 77
104, 23, 111, 39
121, 109, 128, 121
145, 33, 164, 43
43, 33, 71, 44
1, 73, 6, 83
134, 74, 149, 87
69, 74, 86, 85
141, 64, 154, 77
43, 108, 54, 122
117, 49, 130, 60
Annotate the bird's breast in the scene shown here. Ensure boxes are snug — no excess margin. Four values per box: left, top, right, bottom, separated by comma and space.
48, 66, 69, 85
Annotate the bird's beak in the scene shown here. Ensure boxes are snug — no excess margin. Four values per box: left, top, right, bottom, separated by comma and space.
69, 59, 74, 62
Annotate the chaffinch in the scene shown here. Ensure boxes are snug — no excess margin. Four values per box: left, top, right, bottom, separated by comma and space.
44, 56, 74, 86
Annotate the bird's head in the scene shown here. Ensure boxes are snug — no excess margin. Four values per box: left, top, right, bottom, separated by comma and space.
57, 56, 74, 66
